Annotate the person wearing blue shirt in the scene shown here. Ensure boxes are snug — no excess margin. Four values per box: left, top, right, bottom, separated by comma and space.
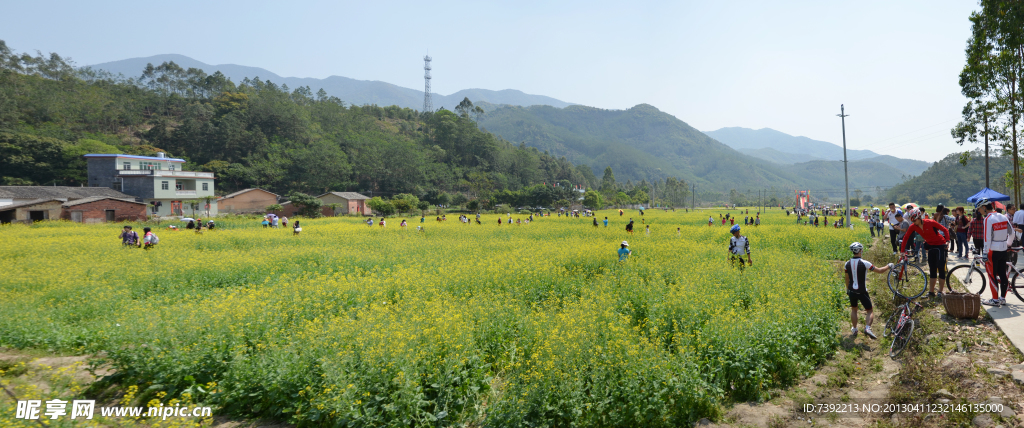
618, 241, 632, 261
603, 217, 609, 227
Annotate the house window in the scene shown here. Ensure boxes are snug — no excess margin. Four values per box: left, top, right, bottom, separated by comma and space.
140, 161, 161, 170
161, 181, 169, 190
169, 164, 175, 171
123, 162, 131, 170
202, 183, 208, 191
176, 182, 183, 191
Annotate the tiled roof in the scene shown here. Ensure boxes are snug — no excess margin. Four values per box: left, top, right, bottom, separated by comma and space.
0, 199, 62, 211
318, 191, 369, 200
218, 188, 280, 200
0, 186, 132, 200
62, 197, 145, 207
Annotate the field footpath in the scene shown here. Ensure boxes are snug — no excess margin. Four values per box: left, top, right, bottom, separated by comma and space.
946, 253, 1024, 379
705, 236, 1024, 427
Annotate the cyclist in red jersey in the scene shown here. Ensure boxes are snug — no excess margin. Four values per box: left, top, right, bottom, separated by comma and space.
899, 208, 950, 297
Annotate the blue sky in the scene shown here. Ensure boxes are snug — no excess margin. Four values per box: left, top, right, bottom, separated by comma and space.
3, 0, 979, 162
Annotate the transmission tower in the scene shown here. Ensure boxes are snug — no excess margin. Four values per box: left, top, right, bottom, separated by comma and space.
423, 55, 433, 113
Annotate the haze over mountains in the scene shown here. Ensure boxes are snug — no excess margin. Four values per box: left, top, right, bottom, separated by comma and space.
704, 127, 931, 176
89, 54, 574, 110
89, 54, 932, 197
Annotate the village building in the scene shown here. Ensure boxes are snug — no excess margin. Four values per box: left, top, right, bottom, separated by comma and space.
0, 199, 64, 224
317, 192, 372, 215
217, 188, 279, 214
85, 153, 217, 217
61, 197, 148, 223
0, 186, 139, 224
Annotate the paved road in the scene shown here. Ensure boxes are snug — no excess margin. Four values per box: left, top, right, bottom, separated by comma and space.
945, 250, 1024, 353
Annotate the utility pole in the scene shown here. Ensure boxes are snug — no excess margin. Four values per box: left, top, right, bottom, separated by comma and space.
984, 110, 990, 189
837, 104, 851, 228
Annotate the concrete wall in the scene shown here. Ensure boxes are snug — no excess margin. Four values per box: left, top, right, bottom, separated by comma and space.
0, 201, 64, 224
122, 176, 155, 199
219, 190, 278, 214
62, 199, 148, 223
87, 158, 118, 189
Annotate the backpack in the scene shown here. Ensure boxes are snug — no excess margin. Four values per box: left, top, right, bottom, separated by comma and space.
150, 233, 160, 245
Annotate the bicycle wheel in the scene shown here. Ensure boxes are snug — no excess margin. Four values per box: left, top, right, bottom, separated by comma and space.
888, 263, 928, 299
890, 318, 915, 357
1010, 272, 1024, 303
883, 307, 902, 338
946, 265, 987, 295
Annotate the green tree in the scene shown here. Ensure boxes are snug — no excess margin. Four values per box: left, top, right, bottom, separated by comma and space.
287, 191, 324, 218
367, 196, 396, 216
583, 190, 603, 209
601, 166, 616, 194
954, 0, 1024, 205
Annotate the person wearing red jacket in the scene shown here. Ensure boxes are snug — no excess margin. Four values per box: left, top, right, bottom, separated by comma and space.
900, 208, 950, 297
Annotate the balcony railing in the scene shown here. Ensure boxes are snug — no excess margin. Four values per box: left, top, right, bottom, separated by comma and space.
175, 190, 197, 196
118, 170, 214, 178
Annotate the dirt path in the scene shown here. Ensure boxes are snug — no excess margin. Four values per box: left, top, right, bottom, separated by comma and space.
703, 235, 1024, 428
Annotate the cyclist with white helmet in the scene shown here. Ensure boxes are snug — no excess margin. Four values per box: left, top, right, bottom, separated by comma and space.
728, 224, 752, 267
845, 241, 894, 339
977, 199, 1013, 306
899, 207, 950, 297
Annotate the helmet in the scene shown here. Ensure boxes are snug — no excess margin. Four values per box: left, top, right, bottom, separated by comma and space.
850, 242, 864, 253
621, 241, 629, 246
730, 225, 741, 233
975, 198, 991, 209
907, 208, 925, 222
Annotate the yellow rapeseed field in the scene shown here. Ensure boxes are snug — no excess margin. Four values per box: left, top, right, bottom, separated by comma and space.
0, 208, 869, 426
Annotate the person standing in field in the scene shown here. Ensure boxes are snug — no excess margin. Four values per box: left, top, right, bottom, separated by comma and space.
645, 225, 650, 235
282, 216, 288, 228
845, 242, 894, 339
708, 216, 714, 227
618, 241, 631, 261
293, 220, 301, 236
728, 225, 752, 267
378, 218, 386, 228
626, 219, 634, 235
603, 216, 609, 227
119, 226, 139, 247
142, 227, 158, 250
593, 218, 599, 227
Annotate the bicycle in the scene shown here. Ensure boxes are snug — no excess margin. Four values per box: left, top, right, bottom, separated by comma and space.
887, 251, 928, 299
883, 295, 920, 357
946, 246, 1024, 302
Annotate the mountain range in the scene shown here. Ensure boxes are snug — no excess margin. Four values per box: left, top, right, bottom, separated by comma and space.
88, 54, 932, 198
88, 54, 574, 110
704, 127, 931, 176
476, 103, 916, 198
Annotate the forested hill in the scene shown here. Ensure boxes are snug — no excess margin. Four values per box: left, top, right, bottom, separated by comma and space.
885, 149, 1013, 205
477, 103, 801, 187
476, 103, 910, 193
0, 42, 600, 207
89, 54, 574, 110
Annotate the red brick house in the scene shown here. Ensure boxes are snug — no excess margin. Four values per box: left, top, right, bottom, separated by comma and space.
61, 197, 148, 223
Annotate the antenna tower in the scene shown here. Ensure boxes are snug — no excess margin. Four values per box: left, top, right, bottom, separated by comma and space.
423, 55, 433, 113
